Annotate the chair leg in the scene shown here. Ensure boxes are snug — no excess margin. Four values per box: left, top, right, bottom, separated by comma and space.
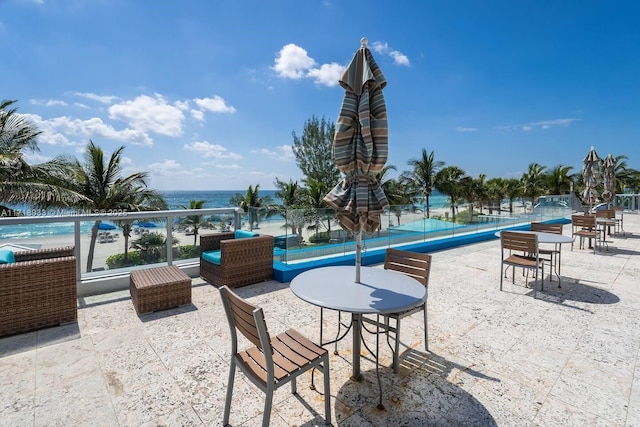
423, 305, 428, 352
393, 317, 401, 373
223, 360, 237, 426
262, 386, 274, 427
291, 376, 297, 394
322, 357, 332, 425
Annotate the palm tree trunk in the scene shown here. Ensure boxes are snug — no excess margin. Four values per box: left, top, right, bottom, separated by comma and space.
86, 221, 99, 272
425, 193, 431, 219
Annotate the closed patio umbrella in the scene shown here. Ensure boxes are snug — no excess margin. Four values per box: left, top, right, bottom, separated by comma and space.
582, 146, 602, 209
602, 154, 616, 207
323, 38, 389, 282
98, 222, 116, 231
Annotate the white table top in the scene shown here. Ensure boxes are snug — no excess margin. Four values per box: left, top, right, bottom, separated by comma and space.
494, 230, 573, 244
290, 266, 426, 315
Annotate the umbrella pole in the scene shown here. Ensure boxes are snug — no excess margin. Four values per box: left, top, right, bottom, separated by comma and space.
355, 231, 362, 283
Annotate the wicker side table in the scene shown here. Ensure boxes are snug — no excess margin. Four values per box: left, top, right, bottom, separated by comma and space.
130, 266, 192, 314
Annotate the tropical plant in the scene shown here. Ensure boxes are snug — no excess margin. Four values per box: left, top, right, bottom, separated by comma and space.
400, 149, 445, 218
0, 99, 88, 211
545, 164, 574, 195
61, 140, 165, 272
177, 199, 213, 245
434, 165, 468, 222
229, 184, 275, 229
520, 163, 547, 206
130, 231, 178, 264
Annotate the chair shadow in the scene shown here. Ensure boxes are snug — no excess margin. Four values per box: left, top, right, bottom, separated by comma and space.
333, 350, 499, 426
0, 322, 82, 357
538, 277, 620, 306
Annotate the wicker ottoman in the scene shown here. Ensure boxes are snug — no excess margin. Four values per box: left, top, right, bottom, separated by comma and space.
130, 266, 192, 314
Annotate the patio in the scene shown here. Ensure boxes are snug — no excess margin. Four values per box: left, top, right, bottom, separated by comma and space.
1, 214, 639, 426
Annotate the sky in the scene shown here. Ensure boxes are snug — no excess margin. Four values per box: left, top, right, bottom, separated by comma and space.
1, 0, 639, 191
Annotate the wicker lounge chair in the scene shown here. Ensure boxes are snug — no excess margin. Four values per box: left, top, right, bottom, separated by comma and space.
0, 247, 77, 337
200, 231, 274, 288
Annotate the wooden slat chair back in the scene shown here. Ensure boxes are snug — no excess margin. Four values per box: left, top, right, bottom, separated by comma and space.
530, 222, 564, 286
219, 286, 331, 427
571, 214, 597, 254
500, 231, 544, 298
383, 248, 432, 372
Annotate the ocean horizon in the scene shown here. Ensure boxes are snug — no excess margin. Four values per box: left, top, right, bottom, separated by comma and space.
0, 190, 451, 240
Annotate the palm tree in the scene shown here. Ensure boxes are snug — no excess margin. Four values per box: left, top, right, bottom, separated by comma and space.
114, 186, 167, 267
0, 99, 88, 210
545, 164, 574, 195
229, 184, 275, 229
178, 199, 213, 245
434, 166, 468, 222
521, 163, 547, 206
400, 149, 445, 219
62, 140, 163, 272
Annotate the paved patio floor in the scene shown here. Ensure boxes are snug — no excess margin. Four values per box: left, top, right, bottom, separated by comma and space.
2, 214, 640, 426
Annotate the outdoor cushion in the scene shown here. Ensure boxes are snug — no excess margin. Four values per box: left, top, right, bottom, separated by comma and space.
202, 250, 222, 265
234, 230, 259, 239
0, 250, 15, 264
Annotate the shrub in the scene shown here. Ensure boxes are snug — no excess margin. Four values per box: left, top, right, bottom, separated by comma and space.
105, 251, 147, 269
309, 231, 330, 243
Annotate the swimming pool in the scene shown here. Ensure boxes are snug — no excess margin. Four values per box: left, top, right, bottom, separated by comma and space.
392, 218, 464, 233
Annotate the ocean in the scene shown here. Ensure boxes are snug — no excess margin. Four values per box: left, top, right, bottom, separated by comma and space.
0, 190, 450, 240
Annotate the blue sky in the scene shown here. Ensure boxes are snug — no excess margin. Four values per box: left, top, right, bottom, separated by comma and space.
1, 0, 639, 191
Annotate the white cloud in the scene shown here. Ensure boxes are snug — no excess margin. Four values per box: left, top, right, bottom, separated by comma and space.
74, 92, 119, 104
190, 109, 205, 121
147, 159, 191, 176
306, 63, 344, 87
529, 118, 579, 127
183, 141, 242, 160
456, 126, 479, 132
194, 96, 236, 113
23, 113, 153, 146
371, 41, 410, 66
251, 144, 294, 161
273, 44, 317, 79
522, 126, 533, 132
108, 94, 185, 137
30, 99, 68, 107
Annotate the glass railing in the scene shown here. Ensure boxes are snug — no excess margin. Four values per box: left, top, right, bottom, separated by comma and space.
0, 203, 574, 281
244, 203, 574, 265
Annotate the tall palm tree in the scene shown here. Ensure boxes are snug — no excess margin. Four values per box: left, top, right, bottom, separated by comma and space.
521, 163, 547, 206
63, 140, 162, 272
0, 99, 88, 210
434, 166, 468, 222
400, 149, 445, 219
179, 199, 212, 245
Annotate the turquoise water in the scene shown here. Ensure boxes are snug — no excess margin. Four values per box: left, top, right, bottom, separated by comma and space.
392, 218, 463, 233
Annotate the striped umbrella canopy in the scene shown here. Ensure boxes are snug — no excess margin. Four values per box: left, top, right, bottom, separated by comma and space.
323, 38, 389, 235
582, 146, 602, 206
602, 154, 616, 206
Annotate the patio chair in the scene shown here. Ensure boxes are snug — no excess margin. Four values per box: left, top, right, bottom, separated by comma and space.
0, 247, 77, 337
613, 205, 625, 235
200, 231, 274, 288
500, 231, 544, 298
571, 214, 598, 254
219, 286, 331, 427
530, 222, 563, 286
380, 248, 431, 373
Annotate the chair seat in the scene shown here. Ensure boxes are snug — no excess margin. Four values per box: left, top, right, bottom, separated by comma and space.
237, 329, 327, 385
504, 253, 539, 268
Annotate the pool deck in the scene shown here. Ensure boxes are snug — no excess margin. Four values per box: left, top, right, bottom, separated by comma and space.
1, 213, 640, 426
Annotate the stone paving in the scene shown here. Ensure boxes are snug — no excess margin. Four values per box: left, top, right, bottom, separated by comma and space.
1, 213, 639, 426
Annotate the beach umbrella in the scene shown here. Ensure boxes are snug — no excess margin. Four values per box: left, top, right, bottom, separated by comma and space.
582, 146, 602, 208
98, 222, 116, 231
602, 154, 616, 207
135, 221, 157, 228
323, 37, 389, 282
